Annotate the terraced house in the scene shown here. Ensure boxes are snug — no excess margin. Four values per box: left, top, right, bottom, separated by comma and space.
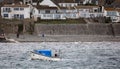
32, 5, 64, 20
1, 0, 120, 22
104, 8, 120, 22
24, 0, 79, 20
76, 6, 104, 18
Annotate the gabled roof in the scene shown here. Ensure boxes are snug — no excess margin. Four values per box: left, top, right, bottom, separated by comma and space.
40, 0, 57, 7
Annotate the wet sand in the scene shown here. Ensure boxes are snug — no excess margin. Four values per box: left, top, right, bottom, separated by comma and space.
6, 34, 120, 42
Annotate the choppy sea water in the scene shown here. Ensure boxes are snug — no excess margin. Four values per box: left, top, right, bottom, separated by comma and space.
0, 42, 120, 69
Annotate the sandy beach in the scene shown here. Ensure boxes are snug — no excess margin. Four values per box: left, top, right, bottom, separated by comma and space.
6, 34, 120, 42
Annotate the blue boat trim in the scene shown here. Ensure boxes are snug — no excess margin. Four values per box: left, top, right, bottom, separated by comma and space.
34, 50, 52, 57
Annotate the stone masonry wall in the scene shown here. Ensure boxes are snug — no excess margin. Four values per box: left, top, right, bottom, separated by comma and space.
34, 23, 120, 36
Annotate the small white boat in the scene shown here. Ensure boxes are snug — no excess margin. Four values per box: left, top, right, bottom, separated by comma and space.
30, 50, 60, 61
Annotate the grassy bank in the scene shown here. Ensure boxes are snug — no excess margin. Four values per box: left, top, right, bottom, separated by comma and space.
35, 18, 86, 24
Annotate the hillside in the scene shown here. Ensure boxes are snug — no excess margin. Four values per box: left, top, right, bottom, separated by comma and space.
111, 0, 120, 8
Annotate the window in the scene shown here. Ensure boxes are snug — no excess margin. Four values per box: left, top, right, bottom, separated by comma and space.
4, 14, 8, 17
90, 14, 94, 18
45, 10, 50, 13
43, 14, 46, 17
61, 4, 63, 7
93, 8, 98, 12
29, 1, 31, 3
3, 8, 5, 12
89, 9, 93, 12
14, 14, 24, 19
25, 2, 28, 4
3, 8, 11, 12
79, 9, 83, 11
20, 15, 24, 19
67, 4, 70, 7
20, 8, 24, 10
56, 10, 57, 13
39, 10, 45, 14
107, 11, 117, 16
73, 14, 76, 17
86, 9, 89, 12
14, 14, 19, 19
55, 14, 60, 19
39, 10, 40, 13
14, 8, 19, 10
47, 14, 52, 17
112, 19, 117, 21
84, 14, 86, 17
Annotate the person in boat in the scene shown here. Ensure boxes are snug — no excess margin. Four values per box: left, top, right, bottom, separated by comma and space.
54, 53, 58, 57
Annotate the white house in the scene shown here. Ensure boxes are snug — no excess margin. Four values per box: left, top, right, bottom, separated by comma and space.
31, 0, 64, 20
32, 6, 79, 20
59, 7, 79, 19
1, 4, 31, 19
31, 0, 79, 20
32, 5, 67, 21
104, 8, 120, 22
76, 6, 104, 18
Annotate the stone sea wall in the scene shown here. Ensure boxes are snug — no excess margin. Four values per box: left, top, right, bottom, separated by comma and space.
34, 23, 120, 36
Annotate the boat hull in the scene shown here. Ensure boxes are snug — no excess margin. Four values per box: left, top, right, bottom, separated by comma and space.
30, 52, 60, 61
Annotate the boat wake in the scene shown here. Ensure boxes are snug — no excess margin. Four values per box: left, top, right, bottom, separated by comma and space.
60, 58, 83, 61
